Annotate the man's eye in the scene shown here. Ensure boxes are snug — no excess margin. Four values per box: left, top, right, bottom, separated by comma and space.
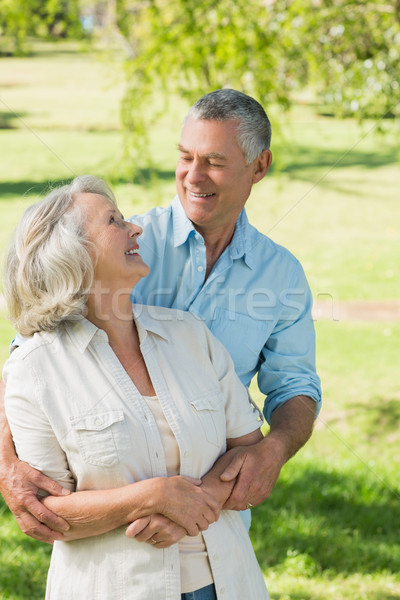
109, 215, 115, 224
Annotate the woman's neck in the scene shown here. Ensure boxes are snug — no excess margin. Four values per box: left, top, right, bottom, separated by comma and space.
85, 285, 134, 344
85, 285, 155, 396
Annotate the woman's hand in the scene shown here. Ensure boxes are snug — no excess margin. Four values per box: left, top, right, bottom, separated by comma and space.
126, 514, 187, 548
155, 475, 220, 536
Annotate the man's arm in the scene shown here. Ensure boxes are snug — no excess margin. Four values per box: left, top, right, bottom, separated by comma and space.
126, 428, 263, 547
217, 260, 321, 510
0, 380, 71, 543
220, 395, 316, 510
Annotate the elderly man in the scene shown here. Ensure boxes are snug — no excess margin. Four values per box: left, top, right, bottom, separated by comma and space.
0, 89, 321, 544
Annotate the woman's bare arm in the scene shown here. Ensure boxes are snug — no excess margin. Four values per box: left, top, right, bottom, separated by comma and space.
126, 428, 263, 548
42, 474, 221, 541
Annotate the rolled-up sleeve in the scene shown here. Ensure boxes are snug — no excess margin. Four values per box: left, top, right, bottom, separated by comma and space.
258, 262, 322, 423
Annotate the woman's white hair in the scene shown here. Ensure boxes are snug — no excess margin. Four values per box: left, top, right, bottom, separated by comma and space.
3, 175, 117, 337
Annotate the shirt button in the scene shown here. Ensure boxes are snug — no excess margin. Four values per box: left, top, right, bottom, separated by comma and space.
183, 451, 189, 458
220, 588, 225, 594
213, 553, 218, 561
197, 265, 204, 272
94, 417, 103, 426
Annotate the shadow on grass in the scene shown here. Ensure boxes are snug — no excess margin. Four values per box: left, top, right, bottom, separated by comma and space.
110, 167, 176, 186
360, 396, 400, 440
0, 168, 176, 199
251, 465, 400, 576
0, 111, 28, 130
271, 145, 399, 178
0, 179, 71, 199
322, 396, 400, 445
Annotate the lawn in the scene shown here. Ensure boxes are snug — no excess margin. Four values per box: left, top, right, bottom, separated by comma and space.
0, 41, 399, 599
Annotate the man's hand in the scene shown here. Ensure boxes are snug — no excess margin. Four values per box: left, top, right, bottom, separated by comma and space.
126, 514, 187, 549
0, 459, 71, 544
219, 437, 284, 510
220, 395, 316, 510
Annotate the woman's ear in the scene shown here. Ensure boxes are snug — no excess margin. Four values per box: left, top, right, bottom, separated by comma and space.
252, 150, 272, 184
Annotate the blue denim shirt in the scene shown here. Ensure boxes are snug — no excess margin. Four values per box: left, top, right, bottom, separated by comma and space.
130, 197, 321, 423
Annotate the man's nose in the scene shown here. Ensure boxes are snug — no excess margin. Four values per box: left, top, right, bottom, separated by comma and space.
186, 158, 207, 183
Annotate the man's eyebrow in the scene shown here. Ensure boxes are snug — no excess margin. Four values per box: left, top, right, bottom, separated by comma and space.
204, 152, 227, 160
177, 145, 227, 160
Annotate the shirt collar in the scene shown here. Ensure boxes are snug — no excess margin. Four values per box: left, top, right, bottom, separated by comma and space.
132, 304, 171, 343
65, 306, 171, 353
228, 209, 251, 267
171, 196, 196, 248
65, 317, 107, 353
171, 195, 255, 268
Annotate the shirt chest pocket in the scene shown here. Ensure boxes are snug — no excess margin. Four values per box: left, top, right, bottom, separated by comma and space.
209, 308, 270, 379
189, 392, 226, 448
70, 409, 127, 467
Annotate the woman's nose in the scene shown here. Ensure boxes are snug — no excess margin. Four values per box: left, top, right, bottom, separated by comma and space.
127, 221, 143, 237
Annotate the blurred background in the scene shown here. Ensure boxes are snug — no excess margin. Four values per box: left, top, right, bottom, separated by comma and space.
0, 1, 399, 598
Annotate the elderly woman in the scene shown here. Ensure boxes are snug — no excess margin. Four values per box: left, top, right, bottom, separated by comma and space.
2, 176, 269, 600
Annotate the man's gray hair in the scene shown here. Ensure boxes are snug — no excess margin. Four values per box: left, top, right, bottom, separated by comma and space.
186, 89, 271, 164
3, 175, 116, 337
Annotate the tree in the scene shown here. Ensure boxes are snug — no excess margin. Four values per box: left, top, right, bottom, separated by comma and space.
0, 0, 84, 55
111, 0, 287, 170
277, 0, 400, 120
105, 0, 399, 173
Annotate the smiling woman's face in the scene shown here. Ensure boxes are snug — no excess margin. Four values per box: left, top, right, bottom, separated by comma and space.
73, 192, 149, 288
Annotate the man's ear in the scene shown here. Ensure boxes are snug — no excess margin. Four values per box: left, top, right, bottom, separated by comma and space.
252, 150, 272, 184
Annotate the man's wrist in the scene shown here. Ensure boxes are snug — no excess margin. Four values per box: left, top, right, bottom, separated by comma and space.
0, 421, 17, 465
259, 431, 291, 468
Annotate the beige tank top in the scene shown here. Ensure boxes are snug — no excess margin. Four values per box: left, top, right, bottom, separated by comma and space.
143, 396, 213, 593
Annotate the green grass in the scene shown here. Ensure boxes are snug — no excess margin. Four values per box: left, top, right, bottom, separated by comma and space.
0, 41, 399, 599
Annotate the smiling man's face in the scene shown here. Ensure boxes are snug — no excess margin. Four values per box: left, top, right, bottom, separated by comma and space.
175, 118, 259, 237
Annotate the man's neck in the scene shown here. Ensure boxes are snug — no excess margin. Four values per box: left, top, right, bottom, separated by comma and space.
197, 224, 236, 280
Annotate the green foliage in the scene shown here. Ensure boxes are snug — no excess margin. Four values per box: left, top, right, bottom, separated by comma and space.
117, 0, 285, 171
109, 0, 400, 172
0, 0, 84, 55
278, 0, 400, 120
